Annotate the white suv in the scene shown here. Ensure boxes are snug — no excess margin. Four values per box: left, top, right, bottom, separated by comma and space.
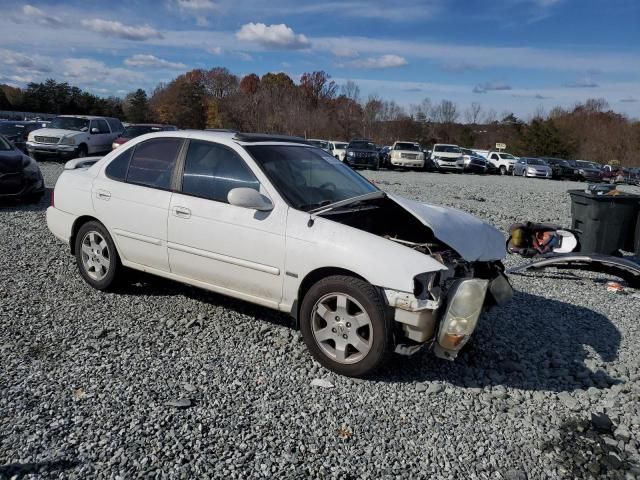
327, 140, 348, 161
27, 115, 123, 160
487, 151, 519, 175
388, 141, 425, 169
431, 144, 464, 172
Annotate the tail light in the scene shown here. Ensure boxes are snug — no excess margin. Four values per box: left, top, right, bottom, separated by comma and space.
50, 189, 55, 208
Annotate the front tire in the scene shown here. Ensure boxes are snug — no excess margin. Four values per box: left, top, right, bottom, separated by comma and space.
499, 166, 507, 176
75, 221, 122, 291
300, 275, 392, 377
76, 144, 88, 158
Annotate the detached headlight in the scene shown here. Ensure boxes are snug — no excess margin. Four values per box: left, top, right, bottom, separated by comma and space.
527, 167, 536, 173
60, 136, 75, 145
347, 151, 354, 157
437, 279, 488, 352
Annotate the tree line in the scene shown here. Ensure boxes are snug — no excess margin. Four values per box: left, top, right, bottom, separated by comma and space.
1, 71, 638, 166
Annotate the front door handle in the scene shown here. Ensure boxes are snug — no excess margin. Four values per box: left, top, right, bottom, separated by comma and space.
173, 206, 191, 219
96, 189, 111, 200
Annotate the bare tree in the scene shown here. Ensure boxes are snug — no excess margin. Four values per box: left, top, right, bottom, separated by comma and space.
433, 99, 459, 123
464, 102, 482, 124
341, 80, 360, 103
484, 108, 497, 124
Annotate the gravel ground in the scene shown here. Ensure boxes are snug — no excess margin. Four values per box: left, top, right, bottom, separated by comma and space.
1, 162, 639, 479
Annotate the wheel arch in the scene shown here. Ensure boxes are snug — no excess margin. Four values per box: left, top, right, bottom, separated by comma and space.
291, 267, 369, 326
69, 215, 104, 255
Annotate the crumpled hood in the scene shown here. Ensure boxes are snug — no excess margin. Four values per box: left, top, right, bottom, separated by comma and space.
388, 193, 506, 261
30, 128, 81, 138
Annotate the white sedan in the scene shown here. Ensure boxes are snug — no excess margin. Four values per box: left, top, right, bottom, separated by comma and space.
47, 131, 512, 376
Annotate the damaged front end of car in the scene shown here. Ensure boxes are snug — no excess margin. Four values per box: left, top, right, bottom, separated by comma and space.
316, 191, 514, 360
385, 258, 512, 360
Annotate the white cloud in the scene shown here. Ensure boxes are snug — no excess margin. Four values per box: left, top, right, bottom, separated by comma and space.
0, 49, 52, 73
208, 46, 223, 55
473, 81, 513, 93
81, 19, 164, 41
124, 54, 186, 69
62, 58, 143, 86
315, 36, 640, 74
236, 23, 310, 49
331, 47, 359, 58
349, 54, 407, 69
175, 0, 219, 10
620, 97, 639, 103
237, 52, 253, 61
564, 77, 599, 88
22, 4, 64, 26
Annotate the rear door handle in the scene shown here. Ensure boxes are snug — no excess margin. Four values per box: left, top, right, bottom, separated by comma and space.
173, 206, 191, 219
96, 189, 111, 200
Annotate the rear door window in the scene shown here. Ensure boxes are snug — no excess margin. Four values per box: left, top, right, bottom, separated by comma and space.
181, 140, 259, 203
126, 138, 182, 190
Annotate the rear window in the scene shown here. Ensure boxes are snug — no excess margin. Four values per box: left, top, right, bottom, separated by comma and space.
122, 125, 164, 138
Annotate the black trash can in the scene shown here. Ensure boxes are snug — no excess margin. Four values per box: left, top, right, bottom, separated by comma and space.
568, 190, 640, 255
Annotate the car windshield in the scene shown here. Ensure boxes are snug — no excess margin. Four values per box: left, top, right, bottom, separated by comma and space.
334, 142, 347, 149
50, 117, 90, 131
434, 145, 460, 153
576, 160, 600, 169
500, 153, 516, 159
122, 125, 164, 138
348, 141, 375, 151
394, 142, 420, 151
247, 145, 378, 211
526, 158, 546, 165
0, 124, 24, 136
0, 135, 13, 150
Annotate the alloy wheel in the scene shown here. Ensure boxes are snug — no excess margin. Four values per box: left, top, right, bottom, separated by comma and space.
311, 293, 373, 364
80, 231, 111, 281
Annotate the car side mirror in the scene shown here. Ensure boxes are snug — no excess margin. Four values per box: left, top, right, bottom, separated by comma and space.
227, 188, 273, 211
91, 128, 100, 134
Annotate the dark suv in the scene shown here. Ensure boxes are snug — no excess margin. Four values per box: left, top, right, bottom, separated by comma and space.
541, 157, 580, 180
0, 121, 48, 153
344, 139, 379, 170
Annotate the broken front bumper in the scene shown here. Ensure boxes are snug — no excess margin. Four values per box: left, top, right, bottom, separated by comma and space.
384, 272, 513, 359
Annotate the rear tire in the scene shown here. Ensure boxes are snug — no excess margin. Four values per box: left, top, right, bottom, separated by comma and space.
300, 275, 392, 377
75, 221, 122, 291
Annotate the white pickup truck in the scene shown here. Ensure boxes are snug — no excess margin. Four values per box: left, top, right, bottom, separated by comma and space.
27, 115, 124, 160
486, 151, 519, 175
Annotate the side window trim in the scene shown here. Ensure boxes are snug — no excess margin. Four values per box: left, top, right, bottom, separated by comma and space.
177, 139, 261, 204
111, 137, 184, 191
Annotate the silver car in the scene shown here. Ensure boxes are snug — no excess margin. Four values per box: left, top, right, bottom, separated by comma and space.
513, 157, 552, 178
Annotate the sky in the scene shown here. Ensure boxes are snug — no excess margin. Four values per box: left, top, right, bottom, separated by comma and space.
0, 0, 639, 120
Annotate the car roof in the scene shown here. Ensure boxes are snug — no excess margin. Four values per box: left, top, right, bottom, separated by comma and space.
57, 115, 116, 120
121, 130, 312, 148
128, 123, 173, 127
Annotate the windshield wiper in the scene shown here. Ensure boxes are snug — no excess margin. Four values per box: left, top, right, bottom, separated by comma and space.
309, 190, 386, 215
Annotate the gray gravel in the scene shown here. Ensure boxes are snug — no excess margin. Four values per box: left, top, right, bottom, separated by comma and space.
1, 163, 639, 479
